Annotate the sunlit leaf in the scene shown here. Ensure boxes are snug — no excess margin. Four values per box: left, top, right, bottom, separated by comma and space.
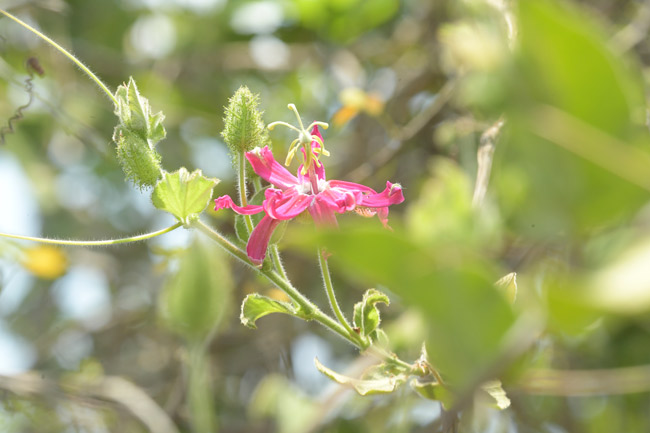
314, 357, 406, 396
352, 288, 390, 339
495, 272, 517, 304
152, 168, 219, 224
481, 380, 510, 410
240, 293, 303, 329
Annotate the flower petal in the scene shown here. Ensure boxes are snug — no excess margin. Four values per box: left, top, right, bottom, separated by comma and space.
246, 146, 299, 190
358, 182, 404, 208
215, 195, 264, 215
328, 180, 377, 195
247, 215, 282, 265
309, 196, 339, 227
263, 188, 312, 220
317, 187, 361, 213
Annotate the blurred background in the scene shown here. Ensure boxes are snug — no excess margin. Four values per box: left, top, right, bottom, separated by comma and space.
2, 0, 650, 432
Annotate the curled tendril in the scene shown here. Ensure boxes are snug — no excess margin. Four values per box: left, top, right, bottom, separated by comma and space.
1, 57, 44, 145
267, 104, 329, 173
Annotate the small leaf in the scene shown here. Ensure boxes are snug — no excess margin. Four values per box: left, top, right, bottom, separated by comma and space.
240, 293, 302, 329
314, 358, 406, 396
495, 272, 517, 304
152, 168, 219, 224
410, 379, 454, 409
352, 288, 390, 338
481, 380, 511, 410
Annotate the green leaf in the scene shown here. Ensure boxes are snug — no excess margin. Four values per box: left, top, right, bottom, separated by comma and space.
410, 379, 454, 409
159, 238, 232, 341
314, 358, 406, 396
495, 272, 517, 305
352, 288, 390, 339
240, 293, 304, 329
480, 380, 510, 410
152, 168, 219, 224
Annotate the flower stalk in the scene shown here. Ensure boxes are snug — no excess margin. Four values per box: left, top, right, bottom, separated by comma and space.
318, 247, 358, 340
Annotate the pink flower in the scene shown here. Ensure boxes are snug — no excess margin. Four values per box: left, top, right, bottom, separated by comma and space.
215, 126, 404, 265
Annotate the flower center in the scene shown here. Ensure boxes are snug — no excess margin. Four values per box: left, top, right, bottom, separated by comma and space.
267, 104, 330, 175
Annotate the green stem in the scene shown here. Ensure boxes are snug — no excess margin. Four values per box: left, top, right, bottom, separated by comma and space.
0, 9, 117, 105
318, 247, 358, 340
270, 244, 289, 281
0, 223, 182, 246
192, 219, 353, 342
238, 152, 254, 234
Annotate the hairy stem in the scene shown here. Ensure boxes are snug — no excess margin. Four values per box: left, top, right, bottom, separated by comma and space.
269, 244, 289, 281
237, 152, 254, 234
318, 247, 358, 341
0, 223, 182, 246
192, 219, 356, 343
0, 9, 117, 104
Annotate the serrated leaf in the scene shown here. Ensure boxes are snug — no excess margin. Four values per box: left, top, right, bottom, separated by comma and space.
152, 168, 219, 224
352, 288, 390, 338
314, 358, 406, 396
240, 293, 302, 329
481, 380, 511, 410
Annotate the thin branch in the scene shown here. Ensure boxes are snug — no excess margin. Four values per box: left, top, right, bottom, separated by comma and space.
472, 117, 505, 208
518, 364, 650, 396
347, 79, 456, 183
0, 372, 180, 433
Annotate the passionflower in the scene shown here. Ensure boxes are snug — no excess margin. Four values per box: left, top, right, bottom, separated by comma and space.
215, 105, 404, 265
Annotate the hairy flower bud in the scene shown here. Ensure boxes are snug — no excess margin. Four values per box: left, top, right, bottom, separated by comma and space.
222, 86, 269, 155
112, 77, 165, 188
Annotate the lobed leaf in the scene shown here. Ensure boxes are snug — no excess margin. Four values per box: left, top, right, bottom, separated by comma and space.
151, 168, 219, 225
240, 293, 303, 329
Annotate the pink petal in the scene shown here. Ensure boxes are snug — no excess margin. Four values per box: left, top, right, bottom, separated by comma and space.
328, 180, 377, 195
263, 188, 312, 220
215, 195, 264, 215
247, 214, 282, 265
309, 196, 339, 227
317, 188, 360, 213
359, 181, 404, 208
246, 146, 299, 190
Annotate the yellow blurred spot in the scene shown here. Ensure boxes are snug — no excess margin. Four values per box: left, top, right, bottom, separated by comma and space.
333, 88, 385, 127
332, 106, 360, 127
21, 245, 68, 279
265, 288, 290, 303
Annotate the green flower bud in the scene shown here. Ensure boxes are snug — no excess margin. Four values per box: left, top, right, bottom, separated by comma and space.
222, 86, 269, 154
113, 127, 163, 188
112, 77, 166, 188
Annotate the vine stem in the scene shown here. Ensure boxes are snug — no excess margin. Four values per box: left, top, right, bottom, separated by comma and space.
0, 9, 117, 105
237, 152, 254, 234
192, 219, 363, 345
318, 247, 358, 339
0, 223, 182, 246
